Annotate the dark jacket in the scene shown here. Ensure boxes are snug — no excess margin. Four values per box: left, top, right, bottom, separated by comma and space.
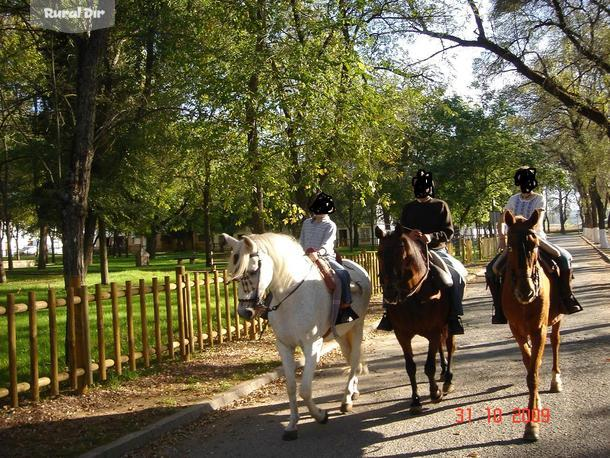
400, 198, 454, 250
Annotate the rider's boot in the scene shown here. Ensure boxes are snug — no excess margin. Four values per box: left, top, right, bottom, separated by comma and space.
558, 269, 583, 314
487, 272, 507, 324
448, 316, 464, 335
336, 303, 359, 324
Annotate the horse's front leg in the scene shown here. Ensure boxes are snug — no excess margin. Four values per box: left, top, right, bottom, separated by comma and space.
397, 336, 421, 414
524, 327, 547, 442
276, 341, 299, 441
300, 339, 328, 424
442, 334, 456, 394
424, 336, 443, 403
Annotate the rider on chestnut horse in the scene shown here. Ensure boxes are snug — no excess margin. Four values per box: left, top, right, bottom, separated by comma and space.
486, 166, 583, 324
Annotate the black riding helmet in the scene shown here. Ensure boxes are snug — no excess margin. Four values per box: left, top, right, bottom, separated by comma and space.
309, 192, 336, 214
412, 169, 434, 198
514, 167, 538, 193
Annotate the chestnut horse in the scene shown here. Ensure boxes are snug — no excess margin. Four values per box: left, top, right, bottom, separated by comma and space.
503, 209, 563, 441
375, 225, 456, 414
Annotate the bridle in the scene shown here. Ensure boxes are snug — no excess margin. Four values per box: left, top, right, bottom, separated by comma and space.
380, 232, 431, 304
507, 229, 541, 299
230, 251, 314, 319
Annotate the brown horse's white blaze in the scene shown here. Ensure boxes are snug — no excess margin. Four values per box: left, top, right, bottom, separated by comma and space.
503, 209, 564, 442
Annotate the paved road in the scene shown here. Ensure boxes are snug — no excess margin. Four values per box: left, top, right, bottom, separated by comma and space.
132, 234, 610, 457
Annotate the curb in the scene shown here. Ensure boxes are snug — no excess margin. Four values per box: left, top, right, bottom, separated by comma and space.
579, 235, 610, 264
81, 321, 380, 458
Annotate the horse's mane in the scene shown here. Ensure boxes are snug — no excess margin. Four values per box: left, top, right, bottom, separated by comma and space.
400, 233, 428, 274
233, 233, 305, 287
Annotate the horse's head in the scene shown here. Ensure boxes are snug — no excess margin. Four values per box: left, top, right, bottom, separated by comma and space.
375, 224, 427, 304
505, 209, 542, 304
222, 233, 274, 320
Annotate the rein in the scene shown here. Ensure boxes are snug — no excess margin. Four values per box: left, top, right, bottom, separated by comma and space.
398, 241, 431, 302
233, 252, 315, 318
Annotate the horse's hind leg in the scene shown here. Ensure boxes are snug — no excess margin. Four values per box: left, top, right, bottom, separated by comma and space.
442, 334, 456, 394
550, 321, 563, 393
276, 342, 299, 440
424, 337, 443, 403
337, 324, 364, 413
300, 339, 329, 424
438, 343, 447, 380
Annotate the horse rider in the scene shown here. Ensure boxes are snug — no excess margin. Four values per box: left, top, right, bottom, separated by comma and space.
486, 166, 583, 324
300, 192, 359, 324
378, 169, 467, 335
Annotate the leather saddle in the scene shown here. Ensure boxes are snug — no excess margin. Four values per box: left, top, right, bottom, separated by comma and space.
306, 250, 336, 292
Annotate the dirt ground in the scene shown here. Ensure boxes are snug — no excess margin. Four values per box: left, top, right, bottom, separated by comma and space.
0, 306, 383, 458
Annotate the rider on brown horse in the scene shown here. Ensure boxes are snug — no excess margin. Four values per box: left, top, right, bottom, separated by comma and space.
378, 169, 467, 335
486, 166, 583, 324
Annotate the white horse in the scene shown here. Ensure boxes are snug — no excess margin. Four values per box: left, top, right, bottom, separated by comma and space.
222, 233, 371, 440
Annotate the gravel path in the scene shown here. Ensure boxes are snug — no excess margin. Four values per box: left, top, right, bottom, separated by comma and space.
129, 234, 610, 458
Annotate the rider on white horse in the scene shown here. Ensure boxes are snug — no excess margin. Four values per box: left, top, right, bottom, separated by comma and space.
300, 192, 359, 324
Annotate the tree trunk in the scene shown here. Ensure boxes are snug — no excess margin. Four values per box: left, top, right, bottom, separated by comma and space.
83, 209, 97, 267
61, 29, 108, 289
99, 217, 109, 285
0, 224, 6, 283
146, 229, 158, 259
37, 224, 49, 269
202, 155, 213, 267
50, 231, 56, 264
352, 221, 360, 249
246, 0, 266, 233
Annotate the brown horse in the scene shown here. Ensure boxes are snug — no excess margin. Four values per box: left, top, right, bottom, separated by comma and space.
503, 209, 563, 441
375, 225, 456, 414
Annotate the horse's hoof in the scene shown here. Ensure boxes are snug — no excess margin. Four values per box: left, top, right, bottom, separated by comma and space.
317, 410, 329, 424
431, 390, 443, 403
340, 402, 353, 414
523, 424, 539, 442
410, 405, 423, 415
351, 392, 360, 401
550, 381, 563, 393
443, 383, 455, 394
282, 429, 298, 441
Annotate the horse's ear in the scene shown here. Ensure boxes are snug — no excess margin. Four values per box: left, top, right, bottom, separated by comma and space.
221, 233, 239, 251
242, 235, 258, 254
504, 210, 515, 227
527, 208, 541, 228
374, 225, 386, 239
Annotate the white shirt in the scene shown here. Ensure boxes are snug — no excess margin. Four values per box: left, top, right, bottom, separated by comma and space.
505, 192, 546, 238
299, 215, 337, 259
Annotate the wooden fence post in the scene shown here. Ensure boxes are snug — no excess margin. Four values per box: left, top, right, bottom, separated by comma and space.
164, 276, 175, 359
125, 281, 136, 371
184, 272, 194, 354
110, 282, 122, 376
194, 272, 204, 350
7, 293, 18, 407
223, 270, 232, 342
152, 277, 162, 362
95, 284, 107, 381
204, 271, 213, 347
28, 291, 39, 402
214, 270, 223, 344
139, 279, 150, 368
233, 281, 240, 340
48, 289, 59, 396
79, 285, 93, 389
67, 287, 77, 390
175, 266, 187, 360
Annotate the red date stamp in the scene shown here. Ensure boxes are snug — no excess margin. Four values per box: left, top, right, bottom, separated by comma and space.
455, 407, 551, 424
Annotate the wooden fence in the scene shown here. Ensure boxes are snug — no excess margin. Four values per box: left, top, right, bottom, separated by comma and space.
0, 238, 495, 407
